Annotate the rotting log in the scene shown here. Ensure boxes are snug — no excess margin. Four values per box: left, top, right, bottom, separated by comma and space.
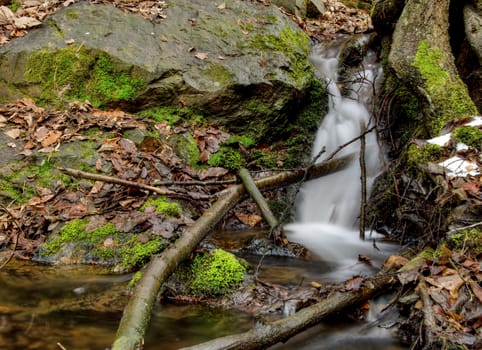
112, 154, 354, 350
179, 274, 396, 350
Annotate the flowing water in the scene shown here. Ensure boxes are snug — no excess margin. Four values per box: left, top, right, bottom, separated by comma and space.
285, 38, 396, 278
0, 38, 407, 349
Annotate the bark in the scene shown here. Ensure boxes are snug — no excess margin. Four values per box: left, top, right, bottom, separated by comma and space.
237, 168, 279, 229
388, 0, 477, 135
112, 154, 354, 350
179, 274, 396, 350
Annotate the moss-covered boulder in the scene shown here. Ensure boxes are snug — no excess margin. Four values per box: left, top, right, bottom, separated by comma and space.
0, 0, 318, 141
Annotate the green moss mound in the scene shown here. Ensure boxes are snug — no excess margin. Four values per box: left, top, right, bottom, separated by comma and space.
189, 249, 246, 297
140, 196, 181, 217
407, 143, 444, 172
24, 45, 145, 107
452, 126, 482, 150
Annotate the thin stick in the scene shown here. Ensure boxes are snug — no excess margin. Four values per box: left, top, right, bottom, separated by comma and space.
59, 167, 210, 199
359, 122, 367, 239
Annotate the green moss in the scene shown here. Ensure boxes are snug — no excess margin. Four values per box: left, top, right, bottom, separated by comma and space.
249, 26, 312, 86
8, 1, 21, 12
121, 236, 164, 268
127, 270, 143, 289
41, 217, 166, 270
138, 106, 205, 126
207, 147, 245, 171
0, 178, 23, 203
65, 9, 79, 20
449, 228, 481, 254
452, 126, 482, 150
24, 46, 145, 107
140, 196, 181, 217
4, 160, 72, 202
203, 64, 235, 87
189, 249, 246, 297
407, 143, 444, 172
412, 40, 477, 134
224, 134, 256, 148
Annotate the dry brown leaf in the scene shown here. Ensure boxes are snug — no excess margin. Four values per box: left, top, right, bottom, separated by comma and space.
425, 274, 464, 302
384, 255, 409, 270
236, 213, 262, 227
198, 167, 228, 180
194, 52, 208, 60
0, 6, 15, 25
41, 130, 61, 147
14, 16, 41, 29
4, 128, 21, 139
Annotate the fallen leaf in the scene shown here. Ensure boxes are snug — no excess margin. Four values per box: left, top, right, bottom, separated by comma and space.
384, 255, 409, 270
161, 35, 168, 42
236, 213, 262, 227
198, 167, 228, 180
344, 276, 363, 291
217, 2, 226, 10
0, 6, 15, 25
14, 16, 42, 29
195, 52, 208, 60
41, 130, 62, 147
4, 128, 21, 139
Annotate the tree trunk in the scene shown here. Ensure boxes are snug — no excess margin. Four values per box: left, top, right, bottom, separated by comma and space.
388, 0, 477, 135
179, 274, 396, 350
112, 154, 354, 350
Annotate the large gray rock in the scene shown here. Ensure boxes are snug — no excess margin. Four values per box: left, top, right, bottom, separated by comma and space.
0, 0, 316, 136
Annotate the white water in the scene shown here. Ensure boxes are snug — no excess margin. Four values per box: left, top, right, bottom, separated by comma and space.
285, 39, 391, 273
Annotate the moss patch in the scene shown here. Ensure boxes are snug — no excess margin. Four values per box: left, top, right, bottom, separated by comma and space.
452, 126, 482, 150
189, 249, 246, 297
412, 40, 477, 134
40, 218, 165, 270
138, 106, 205, 126
24, 45, 145, 107
407, 143, 444, 172
140, 196, 181, 217
249, 26, 312, 86
448, 228, 482, 254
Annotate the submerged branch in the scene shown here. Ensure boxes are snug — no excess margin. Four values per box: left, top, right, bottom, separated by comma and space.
180, 274, 396, 350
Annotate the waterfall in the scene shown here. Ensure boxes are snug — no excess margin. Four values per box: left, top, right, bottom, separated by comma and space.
285, 38, 389, 268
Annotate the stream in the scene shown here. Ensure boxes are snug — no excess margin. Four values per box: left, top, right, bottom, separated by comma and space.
0, 38, 408, 349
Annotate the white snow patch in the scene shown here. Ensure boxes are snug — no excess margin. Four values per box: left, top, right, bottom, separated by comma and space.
439, 156, 480, 177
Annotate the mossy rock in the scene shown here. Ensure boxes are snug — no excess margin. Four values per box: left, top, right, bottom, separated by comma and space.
167, 249, 248, 298
35, 217, 167, 272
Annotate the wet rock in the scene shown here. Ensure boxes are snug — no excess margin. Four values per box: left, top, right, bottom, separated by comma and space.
0, 0, 315, 138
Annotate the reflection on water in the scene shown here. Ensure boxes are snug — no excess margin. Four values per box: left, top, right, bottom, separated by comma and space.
0, 261, 254, 350
1, 234, 406, 350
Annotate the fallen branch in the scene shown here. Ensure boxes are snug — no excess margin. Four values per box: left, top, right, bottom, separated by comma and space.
60, 167, 209, 199
237, 167, 280, 233
111, 154, 354, 350
180, 274, 396, 350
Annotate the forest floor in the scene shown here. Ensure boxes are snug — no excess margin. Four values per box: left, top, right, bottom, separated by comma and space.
0, 1, 481, 349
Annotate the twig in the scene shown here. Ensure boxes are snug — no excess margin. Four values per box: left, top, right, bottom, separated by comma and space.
59, 167, 211, 199
359, 122, 367, 239
152, 178, 238, 186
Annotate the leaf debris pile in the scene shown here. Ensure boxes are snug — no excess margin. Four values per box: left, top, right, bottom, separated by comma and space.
0, 99, 238, 260
0, 0, 168, 44
388, 246, 482, 350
